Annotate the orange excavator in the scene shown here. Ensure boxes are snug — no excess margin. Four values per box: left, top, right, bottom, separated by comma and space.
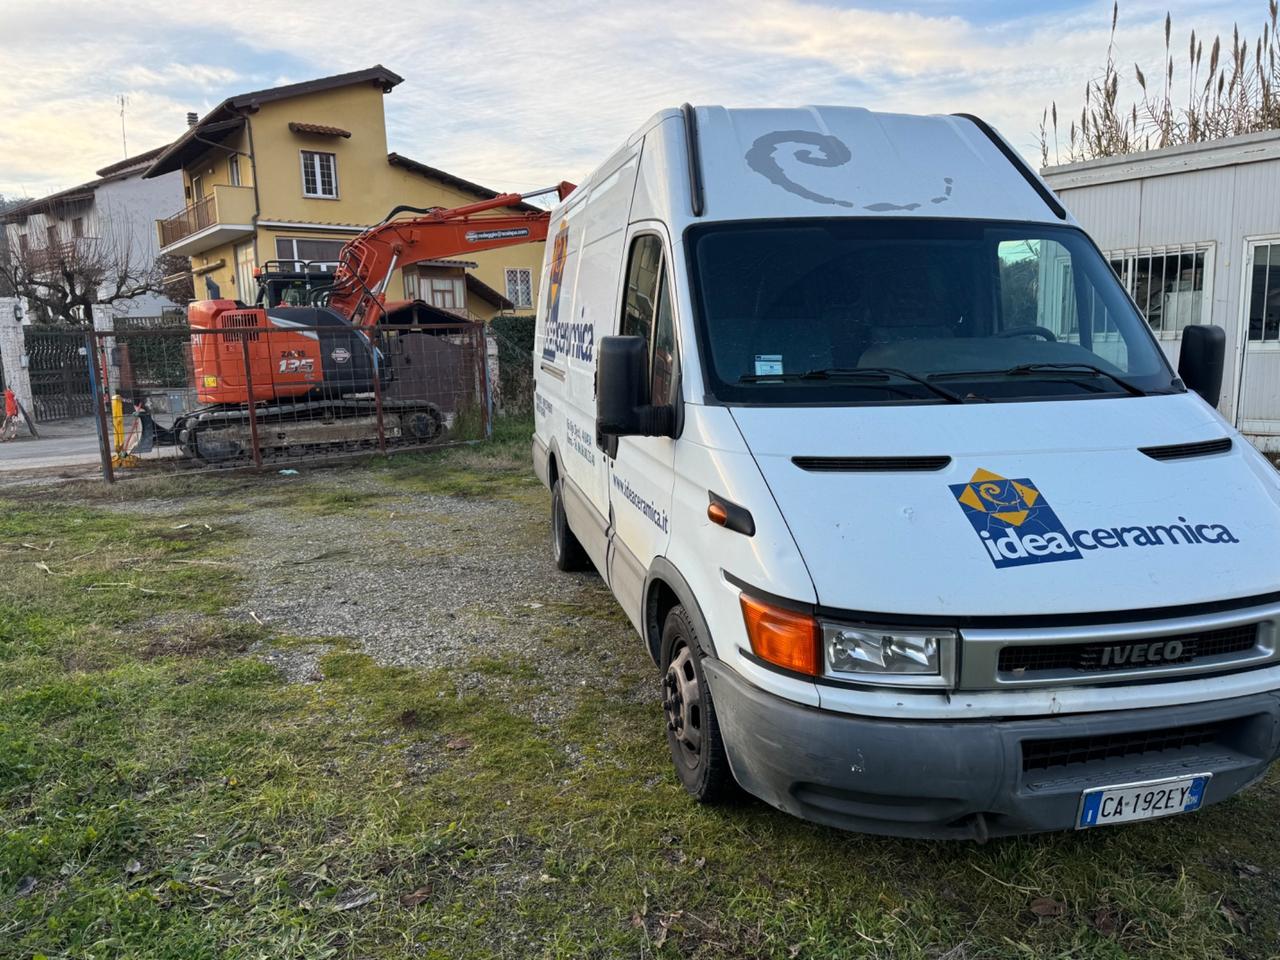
154, 182, 574, 461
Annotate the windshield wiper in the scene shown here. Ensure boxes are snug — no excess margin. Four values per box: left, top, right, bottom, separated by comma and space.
798, 367, 968, 404
929, 362, 1146, 397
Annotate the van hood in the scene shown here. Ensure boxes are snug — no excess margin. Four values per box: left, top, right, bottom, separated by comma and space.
733, 395, 1280, 617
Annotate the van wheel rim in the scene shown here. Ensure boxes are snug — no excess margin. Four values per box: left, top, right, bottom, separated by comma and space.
664, 644, 702, 762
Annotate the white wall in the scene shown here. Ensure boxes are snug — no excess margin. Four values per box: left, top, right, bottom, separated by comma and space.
2, 166, 185, 322
1045, 147, 1280, 428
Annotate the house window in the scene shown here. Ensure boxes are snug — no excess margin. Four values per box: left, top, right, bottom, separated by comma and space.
274, 236, 346, 271
1106, 243, 1211, 337
504, 268, 533, 308
46, 224, 59, 248
228, 155, 241, 187
407, 267, 467, 314
71, 217, 84, 238
300, 151, 338, 198
17, 234, 28, 254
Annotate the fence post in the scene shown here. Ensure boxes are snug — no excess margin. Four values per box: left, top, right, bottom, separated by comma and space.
240, 336, 263, 469
370, 329, 388, 456
85, 330, 114, 483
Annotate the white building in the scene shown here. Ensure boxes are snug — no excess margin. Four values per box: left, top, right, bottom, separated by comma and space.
2, 145, 185, 322
1042, 130, 1280, 451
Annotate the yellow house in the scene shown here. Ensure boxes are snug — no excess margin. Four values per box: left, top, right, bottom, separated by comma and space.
145, 65, 543, 321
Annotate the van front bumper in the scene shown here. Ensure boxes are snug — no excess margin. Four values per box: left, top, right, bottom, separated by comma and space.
702, 660, 1280, 839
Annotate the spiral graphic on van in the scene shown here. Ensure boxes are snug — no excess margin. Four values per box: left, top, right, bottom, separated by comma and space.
744, 129, 955, 211
744, 131, 855, 208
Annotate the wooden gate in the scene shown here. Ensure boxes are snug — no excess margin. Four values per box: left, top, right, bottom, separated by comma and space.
24, 326, 94, 421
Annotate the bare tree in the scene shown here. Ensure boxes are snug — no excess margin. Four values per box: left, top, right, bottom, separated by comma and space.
155, 252, 195, 306
0, 211, 162, 326
1042, 1, 1280, 165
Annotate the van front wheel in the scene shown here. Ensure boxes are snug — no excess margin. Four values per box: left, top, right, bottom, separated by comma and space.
551, 476, 589, 572
661, 606, 734, 803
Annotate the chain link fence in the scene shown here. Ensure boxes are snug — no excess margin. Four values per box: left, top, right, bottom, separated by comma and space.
89, 318, 493, 480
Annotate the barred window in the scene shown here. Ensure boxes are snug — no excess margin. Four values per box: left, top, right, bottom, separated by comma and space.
505, 267, 533, 308
1106, 244, 1211, 338
300, 151, 338, 199
1247, 243, 1280, 342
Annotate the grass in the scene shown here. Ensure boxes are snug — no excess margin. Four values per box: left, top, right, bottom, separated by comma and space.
2, 417, 1278, 959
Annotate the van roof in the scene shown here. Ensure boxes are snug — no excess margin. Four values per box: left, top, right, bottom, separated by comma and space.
595, 106, 1071, 229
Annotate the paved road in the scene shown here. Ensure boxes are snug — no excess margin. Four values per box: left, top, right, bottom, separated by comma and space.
0, 417, 104, 473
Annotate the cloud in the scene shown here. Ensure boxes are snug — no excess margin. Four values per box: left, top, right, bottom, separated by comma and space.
0, 0, 1260, 199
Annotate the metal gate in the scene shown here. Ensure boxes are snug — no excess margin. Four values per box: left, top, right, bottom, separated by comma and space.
24, 325, 93, 421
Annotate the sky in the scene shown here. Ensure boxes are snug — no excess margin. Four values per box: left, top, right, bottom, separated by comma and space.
0, 0, 1261, 201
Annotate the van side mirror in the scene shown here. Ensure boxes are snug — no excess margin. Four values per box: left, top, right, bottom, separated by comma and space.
596, 336, 675, 440
1178, 324, 1226, 408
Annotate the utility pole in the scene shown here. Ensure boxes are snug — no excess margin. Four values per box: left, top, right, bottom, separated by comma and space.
117, 94, 129, 158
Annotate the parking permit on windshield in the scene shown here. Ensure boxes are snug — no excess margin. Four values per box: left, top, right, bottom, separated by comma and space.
755, 355, 784, 376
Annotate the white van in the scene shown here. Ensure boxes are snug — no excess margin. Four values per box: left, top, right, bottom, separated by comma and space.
530, 105, 1280, 838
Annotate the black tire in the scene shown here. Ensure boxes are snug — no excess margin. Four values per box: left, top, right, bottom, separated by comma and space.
661, 606, 735, 803
551, 475, 590, 571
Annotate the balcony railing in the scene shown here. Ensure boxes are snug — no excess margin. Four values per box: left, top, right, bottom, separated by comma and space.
22, 238, 98, 273
154, 185, 255, 254
158, 193, 216, 248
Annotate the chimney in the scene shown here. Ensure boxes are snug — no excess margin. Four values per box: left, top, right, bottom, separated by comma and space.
186, 112, 198, 127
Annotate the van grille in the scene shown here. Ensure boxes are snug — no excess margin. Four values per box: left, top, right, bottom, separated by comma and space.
998, 624, 1258, 676
1021, 720, 1227, 772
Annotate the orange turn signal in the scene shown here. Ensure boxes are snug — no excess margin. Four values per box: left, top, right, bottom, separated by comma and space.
707, 501, 728, 526
739, 594, 821, 676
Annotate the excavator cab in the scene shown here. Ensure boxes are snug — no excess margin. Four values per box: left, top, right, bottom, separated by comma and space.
252, 259, 338, 309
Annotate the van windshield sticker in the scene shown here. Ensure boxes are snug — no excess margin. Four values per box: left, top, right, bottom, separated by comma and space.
951, 468, 1239, 570
754, 354, 783, 376
744, 129, 954, 211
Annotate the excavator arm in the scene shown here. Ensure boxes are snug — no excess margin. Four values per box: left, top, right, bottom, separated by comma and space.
328, 181, 576, 329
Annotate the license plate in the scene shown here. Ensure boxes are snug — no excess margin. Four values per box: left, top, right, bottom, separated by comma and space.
1076, 773, 1211, 829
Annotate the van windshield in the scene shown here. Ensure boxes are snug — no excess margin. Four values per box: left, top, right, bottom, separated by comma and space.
686, 219, 1179, 405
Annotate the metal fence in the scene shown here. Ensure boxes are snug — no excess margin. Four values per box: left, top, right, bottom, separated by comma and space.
87, 319, 492, 480
24, 325, 95, 421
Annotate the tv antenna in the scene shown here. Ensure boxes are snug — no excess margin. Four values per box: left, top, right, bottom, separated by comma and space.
117, 94, 129, 158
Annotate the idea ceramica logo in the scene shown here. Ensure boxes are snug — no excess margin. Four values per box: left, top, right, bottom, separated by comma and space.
950, 468, 1240, 571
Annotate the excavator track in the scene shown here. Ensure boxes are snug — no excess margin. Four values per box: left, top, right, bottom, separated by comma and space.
175, 398, 447, 465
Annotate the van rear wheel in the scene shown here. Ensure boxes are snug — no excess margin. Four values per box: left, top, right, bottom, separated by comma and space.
661, 606, 735, 803
551, 475, 590, 571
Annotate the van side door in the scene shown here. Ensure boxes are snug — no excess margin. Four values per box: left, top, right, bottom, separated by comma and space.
605, 228, 679, 628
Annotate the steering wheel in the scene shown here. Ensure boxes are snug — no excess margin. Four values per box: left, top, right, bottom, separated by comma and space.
995, 325, 1057, 342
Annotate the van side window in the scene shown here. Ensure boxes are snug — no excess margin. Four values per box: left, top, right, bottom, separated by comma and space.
652, 273, 677, 403
622, 234, 678, 404
622, 235, 663, 345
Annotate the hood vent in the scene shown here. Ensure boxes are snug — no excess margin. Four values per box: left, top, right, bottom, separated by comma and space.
792, 455, 951, 473
1139, 437, 1233, 461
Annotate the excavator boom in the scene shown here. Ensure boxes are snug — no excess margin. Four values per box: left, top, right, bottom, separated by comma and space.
328, 182, 576, 328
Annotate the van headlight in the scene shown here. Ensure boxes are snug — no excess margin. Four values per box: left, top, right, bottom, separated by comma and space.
823, 624, 956, 688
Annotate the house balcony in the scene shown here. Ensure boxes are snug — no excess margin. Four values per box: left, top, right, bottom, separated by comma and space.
22, 237, 99, 274
156, 184, 255, 256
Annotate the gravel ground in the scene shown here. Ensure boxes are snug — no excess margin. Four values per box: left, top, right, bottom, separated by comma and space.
96, 462, 650, 722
